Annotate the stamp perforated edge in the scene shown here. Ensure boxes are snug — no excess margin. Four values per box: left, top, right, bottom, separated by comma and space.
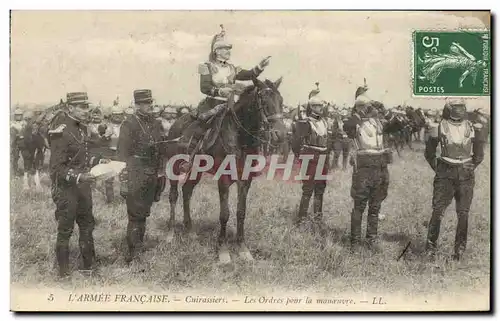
410, 28, 491, 99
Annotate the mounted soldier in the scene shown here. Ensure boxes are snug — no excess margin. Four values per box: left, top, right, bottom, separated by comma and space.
343, 80, 393, 253
48, 92, 111, 278
292, 82, 331, 224
177, 24, 271, 172
424, 98, 486, 261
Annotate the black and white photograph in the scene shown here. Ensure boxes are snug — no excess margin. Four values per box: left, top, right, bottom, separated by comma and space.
9, 10, 491, 311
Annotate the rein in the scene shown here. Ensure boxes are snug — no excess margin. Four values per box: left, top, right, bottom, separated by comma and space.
230, 87, 282, 149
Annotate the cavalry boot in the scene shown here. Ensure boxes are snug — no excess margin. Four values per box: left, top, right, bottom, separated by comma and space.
197, 104, 227, 122
79, 236, 96, 272
295, 194, 311, 224
56, 244, 71, 278
350, 207, 364, 253
313, 194, 324, 222
125, 221, 140, 263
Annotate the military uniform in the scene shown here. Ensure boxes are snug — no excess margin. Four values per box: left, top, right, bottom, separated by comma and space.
11, 108, 27, 176
331, 109, 351, 171
49, 92, 105, 278
292, 84, 331, 223
117, 89, 165, 263
178, 25, 270, 172
160, 107, 177, 139
343, 84, 392, 250
97, 107, 124, 203
424, 99, 486, 261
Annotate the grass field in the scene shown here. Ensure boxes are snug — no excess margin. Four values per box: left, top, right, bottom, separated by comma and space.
10, 142, 491, 299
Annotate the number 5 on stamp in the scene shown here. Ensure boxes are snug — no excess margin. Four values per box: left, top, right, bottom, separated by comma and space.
413, 30, 490, 96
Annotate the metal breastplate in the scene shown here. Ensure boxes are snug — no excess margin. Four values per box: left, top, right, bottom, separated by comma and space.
11, 121, 26, 135
356, 118, 384, 150
88, 123, 100, 137
439, 119, 473, 160
161, 120, 173, 135
306, 118, 329, 148
209, 62, 236, 88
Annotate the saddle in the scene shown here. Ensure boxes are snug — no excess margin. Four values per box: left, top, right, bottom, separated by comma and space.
180, 93, 238, 155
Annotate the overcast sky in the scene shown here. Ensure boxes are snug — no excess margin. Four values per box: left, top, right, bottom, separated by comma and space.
10, 11, 490, 112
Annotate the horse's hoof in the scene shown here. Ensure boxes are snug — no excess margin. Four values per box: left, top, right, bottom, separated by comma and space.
218, 246, 231, 265
238, 244, 254, 262
165, 230, 175, 243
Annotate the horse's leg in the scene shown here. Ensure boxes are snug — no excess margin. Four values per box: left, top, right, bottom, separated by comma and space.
166, 179, 178, 243
33, 147, 42, 191
217, 178, 232, 264
236, 178, 254, 261
21, 149, 30, 190
182, 175, 200, 240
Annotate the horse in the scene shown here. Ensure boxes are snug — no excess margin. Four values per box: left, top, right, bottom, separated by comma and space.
163, 77, 285, 264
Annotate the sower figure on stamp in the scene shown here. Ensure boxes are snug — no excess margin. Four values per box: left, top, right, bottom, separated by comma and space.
424, 98, 486, 261
178, 24, 271, 172
292, 83, 331, 225
117, 89, 166, 264
48, 92, 110, 279
343, 81, 392, 253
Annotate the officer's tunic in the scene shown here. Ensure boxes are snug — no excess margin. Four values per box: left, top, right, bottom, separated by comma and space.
424, 118, 485, 257
117, 111, 164, 220
49, 113, 102, 269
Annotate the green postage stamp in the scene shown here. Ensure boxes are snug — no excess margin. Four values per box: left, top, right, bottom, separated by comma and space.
413, 30, 490, 96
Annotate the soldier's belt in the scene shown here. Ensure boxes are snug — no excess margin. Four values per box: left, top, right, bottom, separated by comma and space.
439, 156, 473, 165
356, 149, 387, 155
302, 144, 328, 152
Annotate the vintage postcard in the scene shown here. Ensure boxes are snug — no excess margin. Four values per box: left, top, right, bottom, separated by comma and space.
9, 10, 491, 312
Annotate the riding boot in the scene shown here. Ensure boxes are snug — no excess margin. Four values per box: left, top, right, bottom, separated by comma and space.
313, 193, 323, 222
138, 219, 146, 243
79, 235, 95, 271
197, 104, 227, 122
55, 243, 71, 278
296, 194, 311, 224
125, 220, 140, 263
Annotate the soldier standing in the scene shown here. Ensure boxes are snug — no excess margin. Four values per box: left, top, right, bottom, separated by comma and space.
331, 107, 351, 171
11, 108, 27, 177
292, 83, 331, 224
117, 89, 165, 263
99, 106, 124, 203
159, 106, 177, 139
424, 99, 486, 261
48, 92, 110, 278
343, 82, 392, 252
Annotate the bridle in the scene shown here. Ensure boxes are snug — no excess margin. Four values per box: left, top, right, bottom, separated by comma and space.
231, 86, 283, 149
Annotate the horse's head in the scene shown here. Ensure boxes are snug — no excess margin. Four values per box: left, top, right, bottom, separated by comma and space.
251, 77, 286, 145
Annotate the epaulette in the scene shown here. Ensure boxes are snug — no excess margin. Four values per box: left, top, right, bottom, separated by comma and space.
198, 63, 210, 76
48, 124, 67, 135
